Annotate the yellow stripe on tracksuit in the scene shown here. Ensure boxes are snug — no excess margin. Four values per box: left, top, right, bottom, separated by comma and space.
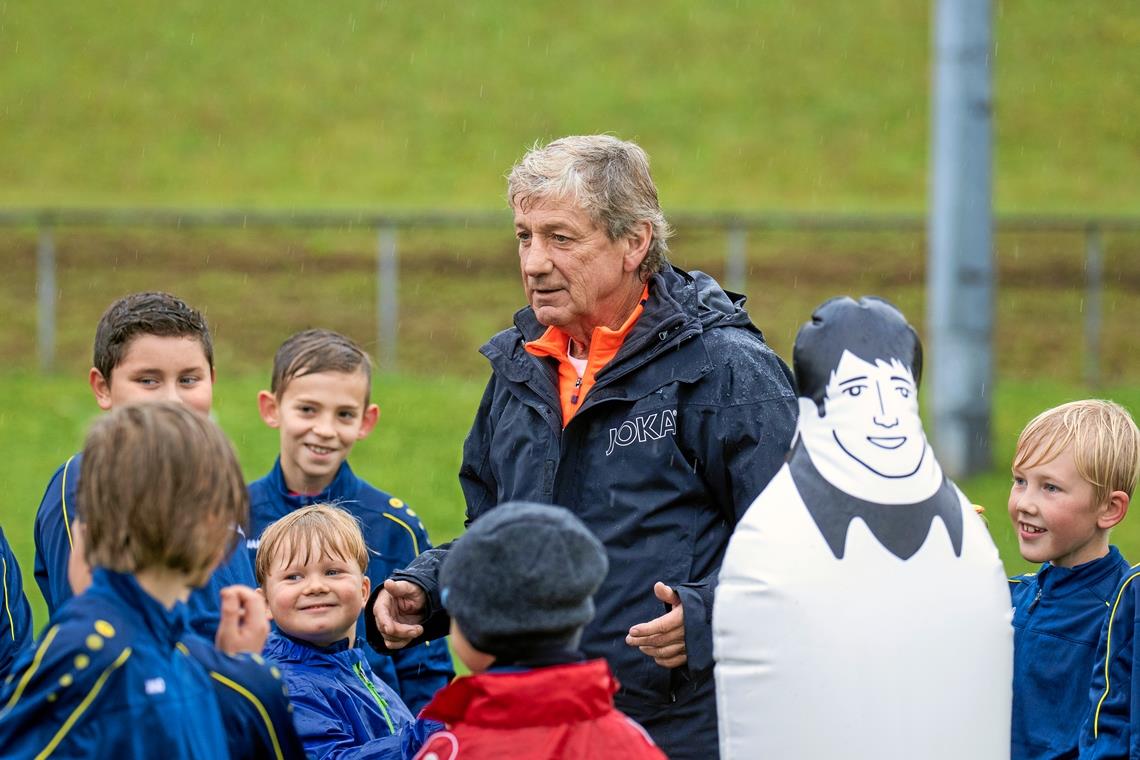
2, 557, 15, 641
209, 672, 286, 760
175, 642, 286, 760
1092, 567, 1140, 737
61, 455, 76, 548
35, 647, 132, 760
381, 514, 420, 557
2, 626, 60, 715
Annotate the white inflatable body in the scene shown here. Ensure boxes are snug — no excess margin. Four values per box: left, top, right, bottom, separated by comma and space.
713, 299, 1012, 760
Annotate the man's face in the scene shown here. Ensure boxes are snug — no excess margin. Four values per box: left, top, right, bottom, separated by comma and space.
821, 350, 926, 479
258, 370, 378, 495
513, 198, 640, 340
91, 334, 214, 414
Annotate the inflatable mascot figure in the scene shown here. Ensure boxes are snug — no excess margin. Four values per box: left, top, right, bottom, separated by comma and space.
713, 296, 1011, 759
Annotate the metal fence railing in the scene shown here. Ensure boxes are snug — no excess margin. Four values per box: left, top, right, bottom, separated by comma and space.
2, 208, 1138, 383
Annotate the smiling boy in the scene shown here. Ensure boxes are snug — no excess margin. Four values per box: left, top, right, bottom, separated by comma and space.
1007, 400, 1140, 760
32, 292, 257, 637
258, 504, 438, 759
248, 329, 453, 712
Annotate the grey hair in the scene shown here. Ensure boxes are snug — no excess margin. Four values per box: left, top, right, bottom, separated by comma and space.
507, 135, 672, 279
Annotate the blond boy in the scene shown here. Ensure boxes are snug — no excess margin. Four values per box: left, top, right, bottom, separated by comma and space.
257, 505, 437, 759
1008, 399, 1140, 760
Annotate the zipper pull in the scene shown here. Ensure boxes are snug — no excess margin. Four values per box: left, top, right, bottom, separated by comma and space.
1027, 587, 1043, 613
571, 375, 583, 405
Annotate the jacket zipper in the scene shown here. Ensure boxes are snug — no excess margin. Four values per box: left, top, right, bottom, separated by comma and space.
1027, 586, 1043, 613
353, 660, 395, 733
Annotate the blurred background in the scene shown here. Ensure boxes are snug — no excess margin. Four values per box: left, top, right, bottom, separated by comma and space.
2, 0, 1138, 630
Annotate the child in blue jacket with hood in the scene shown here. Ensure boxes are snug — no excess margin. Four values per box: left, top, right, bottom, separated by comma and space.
0, 402, 302, 759
257, 503, 441, 759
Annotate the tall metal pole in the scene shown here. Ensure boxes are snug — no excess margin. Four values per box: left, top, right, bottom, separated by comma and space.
36, 227, 57, 373
377, 226, 398, 372
927, 0, 994, 479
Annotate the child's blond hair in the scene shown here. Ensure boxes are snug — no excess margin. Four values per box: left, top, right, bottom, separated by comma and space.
79, 402, 247, 586
1013, 399, 1140, 506
255, 504, 369, 585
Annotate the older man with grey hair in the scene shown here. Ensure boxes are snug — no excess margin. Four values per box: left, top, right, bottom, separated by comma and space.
367, 135, 797, 759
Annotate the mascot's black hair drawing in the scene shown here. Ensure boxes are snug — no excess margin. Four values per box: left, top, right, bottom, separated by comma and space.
793, 296, 923, 416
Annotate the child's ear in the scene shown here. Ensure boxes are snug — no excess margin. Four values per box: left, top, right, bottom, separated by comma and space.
357, 403, 380, 440
257, 390, 281, 428
257, 587, 273, 621
360, 575, 372, 605
1099, 491, 1130, 530
89, 368, 113, 411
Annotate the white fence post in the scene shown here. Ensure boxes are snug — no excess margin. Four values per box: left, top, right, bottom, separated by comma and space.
725, 225, 747, 295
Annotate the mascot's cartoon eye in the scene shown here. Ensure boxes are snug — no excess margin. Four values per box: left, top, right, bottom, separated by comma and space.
842, 385, 865, 397
896, 386, 911, 398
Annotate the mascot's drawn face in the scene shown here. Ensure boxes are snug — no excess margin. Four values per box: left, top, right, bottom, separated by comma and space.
822, 350, 927, 479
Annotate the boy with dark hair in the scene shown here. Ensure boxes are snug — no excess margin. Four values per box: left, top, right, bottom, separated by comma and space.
33, 291, 257, 638
414, 501, 666, 760
1007, 400, 1139, 760
0, 403, 302, 759
249, 328, 453, 712
0, 526, 33, 681
257, 504, 438, 758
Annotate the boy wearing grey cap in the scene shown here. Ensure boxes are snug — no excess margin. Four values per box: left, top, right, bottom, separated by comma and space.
413, 502, 666, 760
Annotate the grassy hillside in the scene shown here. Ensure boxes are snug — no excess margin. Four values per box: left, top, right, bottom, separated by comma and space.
0, 1, 1137, 212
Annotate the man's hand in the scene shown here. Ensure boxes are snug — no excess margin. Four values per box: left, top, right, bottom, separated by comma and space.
215, 585, 270, 655
625, 581, 687, 669
374, 579, 427, 649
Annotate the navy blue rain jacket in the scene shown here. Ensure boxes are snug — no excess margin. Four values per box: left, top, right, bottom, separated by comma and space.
1080, 561, 1140, 759
180, 636, 307, 760
33, 452, 258, 638
1009, 546, 1130, 760
0, 569, 230, 758
264, 631, 437, 759
248, 459, 454, 713
1, 526, 33, 681
368, 266, 797, 754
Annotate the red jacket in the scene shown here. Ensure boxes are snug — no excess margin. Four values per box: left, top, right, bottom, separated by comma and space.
414, 659, 667, 760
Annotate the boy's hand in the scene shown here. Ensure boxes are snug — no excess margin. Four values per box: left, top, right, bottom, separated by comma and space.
215, 585, 270, 655
374, 579, 427, 649
625, 582, 687, 668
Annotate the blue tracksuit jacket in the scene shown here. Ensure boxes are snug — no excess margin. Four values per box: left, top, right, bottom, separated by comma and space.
33, 452, 258, 638
263, 631, 438, 759
1, 526, 34, 681
1079, 562, 1140, 759
0, 568, 231, 758
180, 636, 307, 760
1009, 546, 1130, 760
249, 459, 454, 713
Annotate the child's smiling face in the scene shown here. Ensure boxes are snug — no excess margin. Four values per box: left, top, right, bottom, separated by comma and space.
258, 369, 378, 495
261, 538, 370, 648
